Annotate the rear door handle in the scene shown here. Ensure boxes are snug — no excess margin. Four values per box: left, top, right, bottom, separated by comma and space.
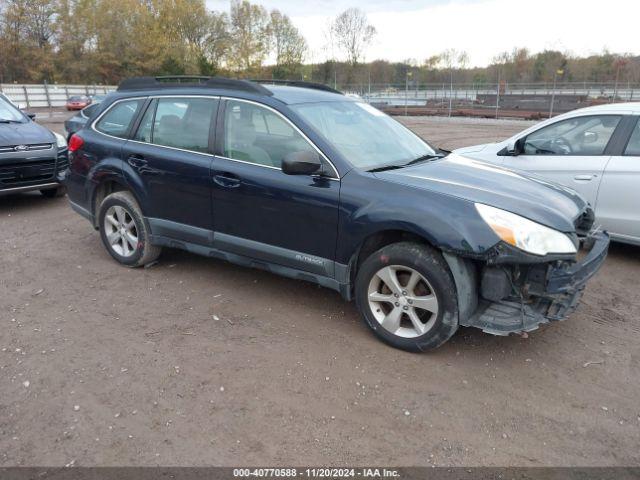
127, 154, 147, 168
574, 174, 595, 181
213, 172, 241, 188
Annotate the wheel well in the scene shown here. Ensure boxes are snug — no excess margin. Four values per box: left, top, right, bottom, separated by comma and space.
352, 230, 433, 282
92, 180, 127, 227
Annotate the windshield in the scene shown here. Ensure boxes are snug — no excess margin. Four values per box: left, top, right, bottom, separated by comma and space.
0, 95, 25, 122
291, 101, 435, 170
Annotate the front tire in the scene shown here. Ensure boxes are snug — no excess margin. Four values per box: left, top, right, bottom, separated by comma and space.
355, 242, 459, 352
97, 191, 161, 267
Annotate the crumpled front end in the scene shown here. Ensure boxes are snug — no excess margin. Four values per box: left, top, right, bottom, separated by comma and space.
446, 207, 609, 336
467, 231, 608, 335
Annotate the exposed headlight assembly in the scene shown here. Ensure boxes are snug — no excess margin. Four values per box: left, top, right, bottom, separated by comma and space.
53, 132, 67, 149
475, 203, 577, 256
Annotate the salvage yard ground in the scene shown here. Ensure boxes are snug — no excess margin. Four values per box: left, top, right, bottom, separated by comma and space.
1, 113, 639, 466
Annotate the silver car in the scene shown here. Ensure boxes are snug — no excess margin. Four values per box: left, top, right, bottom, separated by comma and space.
455, 102, 640, 246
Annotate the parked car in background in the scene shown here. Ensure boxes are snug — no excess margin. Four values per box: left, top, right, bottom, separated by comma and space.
0, 93, 68, 197
455, 103, 640, 246
66, 95, 91, 111
64, 98, 106, 141
64, 76, 608, 352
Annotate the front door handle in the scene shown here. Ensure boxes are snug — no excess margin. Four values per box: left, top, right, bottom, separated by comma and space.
574, 174, 595, 181
127, 154, 147, 168
213, 172, 241, 188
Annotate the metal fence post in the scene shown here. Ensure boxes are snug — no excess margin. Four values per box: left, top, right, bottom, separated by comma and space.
44, 81, 51, 109
22, 85, 30, 108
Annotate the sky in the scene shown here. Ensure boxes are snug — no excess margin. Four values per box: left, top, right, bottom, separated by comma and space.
206, 0, 640, 67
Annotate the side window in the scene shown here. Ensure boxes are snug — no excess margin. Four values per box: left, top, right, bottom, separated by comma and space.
523, 115, 621, 156
81, 103, 99, 119
133, 97, 216, 153
624, 118, 640, 156
223, 100, 315, 168
95, 99, 144, 138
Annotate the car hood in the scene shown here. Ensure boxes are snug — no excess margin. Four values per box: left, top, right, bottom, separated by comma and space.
0, 120, 55, 146
453, 143, 491, 155
373, 153, 587, 232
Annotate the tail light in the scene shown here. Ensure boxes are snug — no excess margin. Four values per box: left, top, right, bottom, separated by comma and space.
68, 134, 84, 153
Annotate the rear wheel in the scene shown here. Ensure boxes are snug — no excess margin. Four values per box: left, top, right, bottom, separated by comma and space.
40, 186, 66, 198
97, 191, 161, 267
355, 242, 459, 352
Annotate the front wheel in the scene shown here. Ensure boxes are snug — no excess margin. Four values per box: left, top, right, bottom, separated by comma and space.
97, 191, 161, 267
355, 242, 459, 352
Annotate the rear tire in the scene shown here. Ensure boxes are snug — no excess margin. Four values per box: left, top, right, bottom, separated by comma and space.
97, 191, 161, 267
355, 242, 459, 352
40, 186, 66, 198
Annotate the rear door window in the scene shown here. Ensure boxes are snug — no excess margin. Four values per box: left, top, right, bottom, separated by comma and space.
95, 99, 144, 138
133, 97, 216, 154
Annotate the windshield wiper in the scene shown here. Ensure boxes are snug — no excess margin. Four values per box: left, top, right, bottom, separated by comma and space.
367, 163, 404, 173
367, 153, 445, 173
402, 153, 445, 167
0, 118, 21, 123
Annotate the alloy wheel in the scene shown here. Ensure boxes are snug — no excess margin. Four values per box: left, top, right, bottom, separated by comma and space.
367, 265, 439, 338
103, 205, 139, 258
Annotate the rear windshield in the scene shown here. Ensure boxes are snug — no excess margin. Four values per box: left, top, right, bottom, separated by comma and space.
69, 96, 87, 101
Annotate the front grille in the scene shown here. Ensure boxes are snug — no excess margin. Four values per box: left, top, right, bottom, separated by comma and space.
0, 143, 53, 154
57, 153, 69, 171
574, 207, 595, 237
0, 159, 57, 187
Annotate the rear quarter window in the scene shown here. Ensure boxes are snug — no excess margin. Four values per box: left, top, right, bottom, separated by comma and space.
95, 99, 144, 138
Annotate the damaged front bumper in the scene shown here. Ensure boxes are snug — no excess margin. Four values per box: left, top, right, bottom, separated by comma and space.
460, 231, 609, 336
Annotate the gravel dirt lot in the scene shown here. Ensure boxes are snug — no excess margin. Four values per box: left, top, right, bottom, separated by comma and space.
1, 113, 639, 467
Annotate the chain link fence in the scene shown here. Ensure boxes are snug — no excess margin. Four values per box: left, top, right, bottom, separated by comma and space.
342, 81, 640, 119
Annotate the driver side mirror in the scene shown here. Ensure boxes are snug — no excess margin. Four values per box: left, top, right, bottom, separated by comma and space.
282, 151, 323, 176
506, 139, 518, 155
498, 139, 520, 156
24, 111, 36, 120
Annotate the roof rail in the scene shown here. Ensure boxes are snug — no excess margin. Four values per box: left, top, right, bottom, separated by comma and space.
117, 76, 273, 96
253, 79, 343, 95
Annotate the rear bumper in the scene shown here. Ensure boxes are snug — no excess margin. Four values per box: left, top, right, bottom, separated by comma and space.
464, 231, 609, 335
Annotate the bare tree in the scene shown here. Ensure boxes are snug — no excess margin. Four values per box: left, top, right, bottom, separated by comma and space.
330, 8, 376, 65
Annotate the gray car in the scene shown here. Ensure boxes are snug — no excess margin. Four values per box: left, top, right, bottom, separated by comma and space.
0, 93, 68, 197
455, 102, 640, 246
64, 98, 105, 141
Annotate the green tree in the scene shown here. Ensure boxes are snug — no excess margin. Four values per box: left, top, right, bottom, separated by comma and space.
267, 9, 306, 78
228, 0, 269, 75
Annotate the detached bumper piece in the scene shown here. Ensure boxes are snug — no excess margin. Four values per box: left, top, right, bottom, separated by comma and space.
463, 231, 609, 336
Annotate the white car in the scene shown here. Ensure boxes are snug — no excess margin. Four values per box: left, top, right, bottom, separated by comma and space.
455, 102, 640, 246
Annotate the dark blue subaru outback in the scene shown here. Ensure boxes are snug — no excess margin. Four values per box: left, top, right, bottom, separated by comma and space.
64, 76, 609, 352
